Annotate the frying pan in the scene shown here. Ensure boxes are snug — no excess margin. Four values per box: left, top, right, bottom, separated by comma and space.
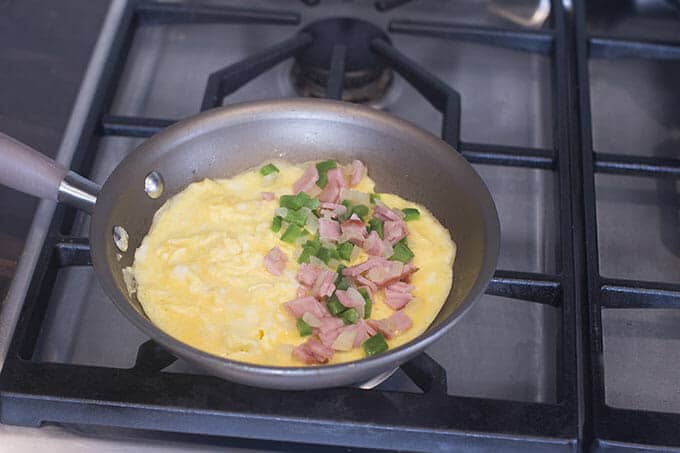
0, 99, 499, 390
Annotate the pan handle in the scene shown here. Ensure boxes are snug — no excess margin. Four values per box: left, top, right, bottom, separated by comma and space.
0, 132, 99, 214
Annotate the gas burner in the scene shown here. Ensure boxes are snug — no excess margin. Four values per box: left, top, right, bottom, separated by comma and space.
292, 18, 393, 104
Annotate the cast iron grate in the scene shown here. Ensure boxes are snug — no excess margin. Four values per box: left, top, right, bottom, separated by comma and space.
573, 1, 680, 450
0, 0, 624, 450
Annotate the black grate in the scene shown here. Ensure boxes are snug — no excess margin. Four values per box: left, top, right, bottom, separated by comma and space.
574, 1, 680, 450
0, 0, 591, 450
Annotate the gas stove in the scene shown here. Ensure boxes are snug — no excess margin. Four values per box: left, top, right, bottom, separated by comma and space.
1, 0, 679, 451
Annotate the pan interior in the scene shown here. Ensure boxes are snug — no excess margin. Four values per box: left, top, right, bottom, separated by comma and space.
91, 101, 498, 370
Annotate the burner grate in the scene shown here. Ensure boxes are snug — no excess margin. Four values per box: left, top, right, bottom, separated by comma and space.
574, 0, 680, 449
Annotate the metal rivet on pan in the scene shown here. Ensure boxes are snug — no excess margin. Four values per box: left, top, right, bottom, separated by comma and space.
144, 171, 164, 199
113, 225, 129, 252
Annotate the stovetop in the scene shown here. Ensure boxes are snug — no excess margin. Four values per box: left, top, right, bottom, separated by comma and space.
1, 0, 679, 451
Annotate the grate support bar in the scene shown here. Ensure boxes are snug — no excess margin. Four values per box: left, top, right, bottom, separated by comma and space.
487, 270, 561, 306
600, 278, 680, 309
594, 152, 680, 179
388, 19, 554, 54
589, 36, 680, 60
201, 33, 313, 111
136, 0, 300, 26
371, 38, 461, 149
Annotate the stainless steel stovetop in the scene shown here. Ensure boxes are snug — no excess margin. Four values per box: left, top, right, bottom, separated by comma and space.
2, 0, 680, 451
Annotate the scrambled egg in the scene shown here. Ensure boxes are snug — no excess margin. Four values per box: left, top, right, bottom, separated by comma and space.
129, 161, 456, 366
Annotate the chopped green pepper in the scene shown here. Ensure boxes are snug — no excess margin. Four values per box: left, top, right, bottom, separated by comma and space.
336, 277, 351, 291
298, 236, 322, 263
336, 242, 354, 261
305, 235, 322, 251
284, 209, 307, 227
340, 308, 359, 325
281, 224, 304, 244
271, 216, 283, 233
279, 194, 303, 210
367, 218, 384, 239
369, 193, 380, 204
296, 191, 320, 210
402, 208, 420, 221
390, 239, 414, 263
259, 163, 279, 176
363, 333, 388, 357
277, 192, 320, 211
297, 245, 314, 264
327, 295, 346, 316
296, 318, 312, 337
316, 247, 331, 264
316, 160, 337, 188
314, 247, 338, 264
351, 204, 369, 220
358, 287, 372, 319
335, 264, 346, 283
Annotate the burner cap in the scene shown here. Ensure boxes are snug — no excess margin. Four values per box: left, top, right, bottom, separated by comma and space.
292, 18, 393, 104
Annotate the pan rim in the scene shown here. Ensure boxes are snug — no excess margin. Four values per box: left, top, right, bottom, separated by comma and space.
90, 98, 500, 384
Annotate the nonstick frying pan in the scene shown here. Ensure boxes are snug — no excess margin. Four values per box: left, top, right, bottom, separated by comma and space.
0, 99, 499, 390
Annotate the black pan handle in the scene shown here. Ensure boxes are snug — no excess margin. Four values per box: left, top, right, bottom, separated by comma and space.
0, 132, 100, 213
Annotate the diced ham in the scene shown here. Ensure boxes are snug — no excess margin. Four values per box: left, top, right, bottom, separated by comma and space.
356, 275, 378, 292
331, 327, 358, 351
368, 311, 413, 339
297, 286, 308, 298
311, 268, 336, 299
319, 316, 345, 332
261, 191, 275, 201
342, 256, 390, 277
385, 289, 413, 310
284, 296, 329, 319
356, 319, 378, 347
318, 218, 341, 241
335, 289, 364, 309
388, 310, 413, 331
321, 202, 344, 210
366, 260, 405, 287
317, 317, 345, 347
383, 282, 414, 310
293, 164, 319, 194
384, 220, 408, 245
388, 281, 414, 293
362, 230, 381, 255
351, 319, 378, 347
327, 167, 347, 188
318, 324, 343, 347
319, 202, 347, 219
292, 344, 315, 364
318, 168, 346, 203
373, 204, 403, 222
302, 312, 323, 328
330, 319, 376, 351
400, 262, 419, 282
362, 230, 393, 257
297, 263, 321, 287
348, 160, 366, 187
306, 184, 322, 198
339, 218, 367, 245
335, 287, 366, 318
319, 184, 341, 204
292, 337, 334, 364
263, 247, 287, 276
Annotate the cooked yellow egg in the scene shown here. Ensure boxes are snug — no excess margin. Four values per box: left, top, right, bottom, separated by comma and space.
128, 161, 456, 366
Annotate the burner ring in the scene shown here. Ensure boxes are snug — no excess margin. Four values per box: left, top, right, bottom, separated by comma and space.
292, 18, 393, 104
